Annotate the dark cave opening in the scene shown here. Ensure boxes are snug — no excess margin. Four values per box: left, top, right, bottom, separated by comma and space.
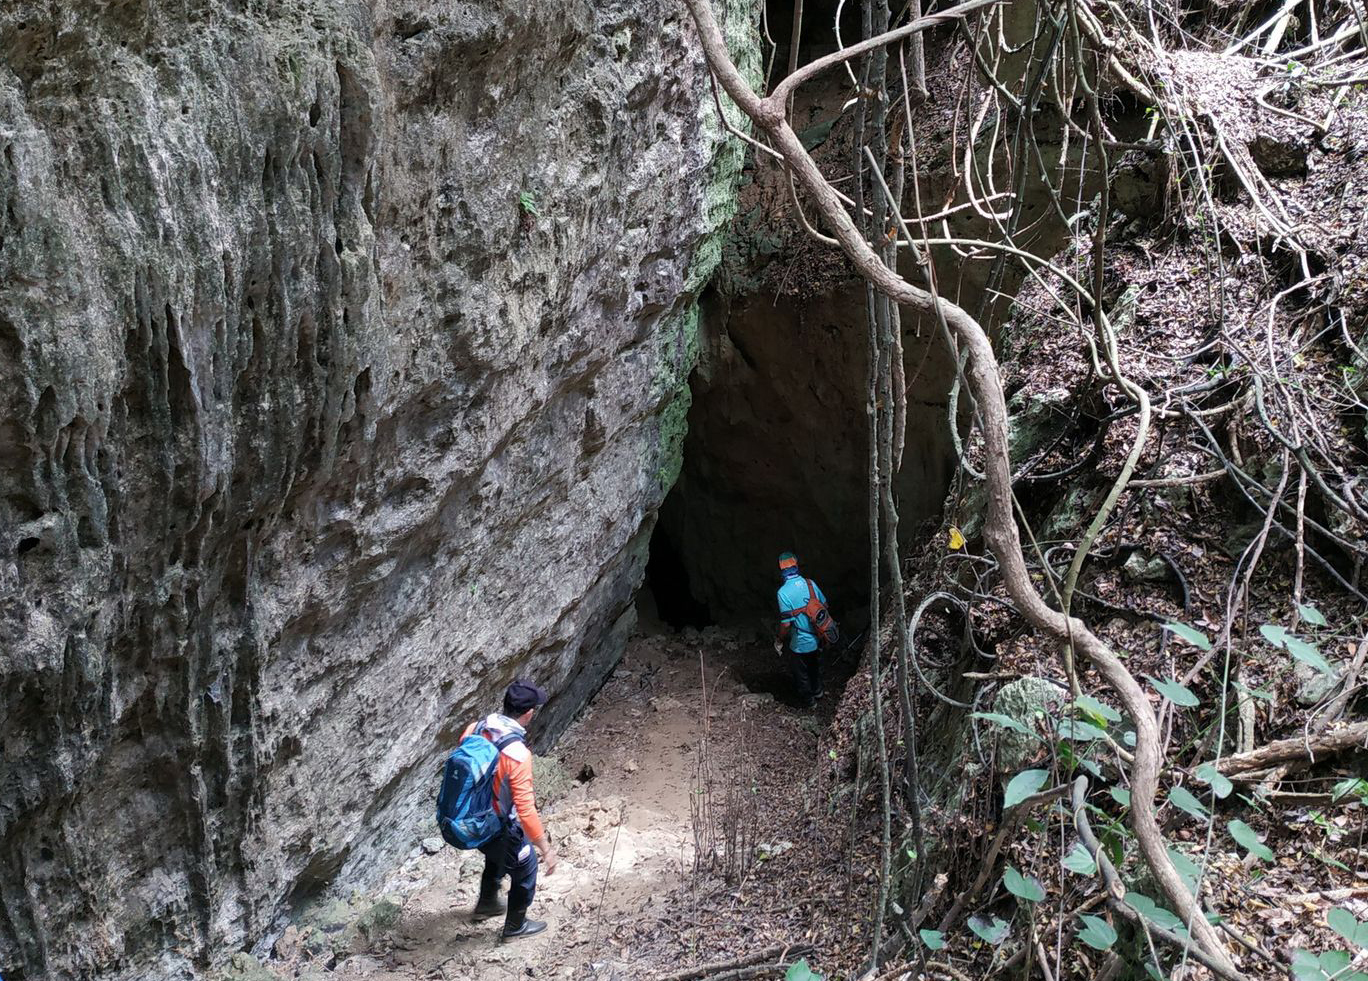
644, 282, 955, 639
642, 514, 714, 632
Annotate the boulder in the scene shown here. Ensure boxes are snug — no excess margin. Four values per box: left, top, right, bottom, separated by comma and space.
989, 677, 1067, 773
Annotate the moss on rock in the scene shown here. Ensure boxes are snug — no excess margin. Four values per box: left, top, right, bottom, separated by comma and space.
533, 754, 576, 809
990, 677, 1066, 773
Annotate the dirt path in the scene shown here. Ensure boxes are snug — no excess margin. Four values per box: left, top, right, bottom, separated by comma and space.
267, 627, 817, 981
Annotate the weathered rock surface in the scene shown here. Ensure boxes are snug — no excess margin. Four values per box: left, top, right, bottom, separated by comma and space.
0, 1, 756, 977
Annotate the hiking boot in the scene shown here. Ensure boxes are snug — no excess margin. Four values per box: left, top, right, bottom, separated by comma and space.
471, 896, 506, 922
501, 907, 548, 941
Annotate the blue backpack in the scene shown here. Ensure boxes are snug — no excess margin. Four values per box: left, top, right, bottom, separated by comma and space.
435, 730, 523, 849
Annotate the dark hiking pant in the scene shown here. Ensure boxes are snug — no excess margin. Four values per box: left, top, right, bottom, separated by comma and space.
790, 649, 822, 705
479, 821, 538, 914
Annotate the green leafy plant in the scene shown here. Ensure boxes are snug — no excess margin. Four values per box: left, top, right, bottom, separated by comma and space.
1330, 908, 1368, 947
1004, 866, 1045, 903
1291, 907, 1368, 981
1260, 623, 1335, 676
1078, 914, 1118, 950
1058, 718, 1108, 742
972, 711, 1040, 740
1298, 603, 1328, 626
1125, 893, 1187, 934
1332, 778, 1368, 804
1194, 763, 1233, 799
517, 190, 542, 218
1074, 694, 1122, 726
1166, 785, 1209, 821
1004, 769, 1049, 808
1227, 819, 1273, 862
1063, 842, 1097, 875
1146, 675, 1200, 707
968, 913, 1011, 945
919, 928, 946, 950
1163, 622, 1212, 651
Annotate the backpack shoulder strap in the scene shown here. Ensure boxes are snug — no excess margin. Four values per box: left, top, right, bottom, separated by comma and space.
493, 731, 524, 752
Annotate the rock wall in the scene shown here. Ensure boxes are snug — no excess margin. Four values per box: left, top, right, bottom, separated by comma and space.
0, 2, 757, 977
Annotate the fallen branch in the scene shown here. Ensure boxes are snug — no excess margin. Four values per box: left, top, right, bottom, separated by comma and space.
653, 945, 814, 981
694, 964, 800, 981
1216, 721, 1368, 775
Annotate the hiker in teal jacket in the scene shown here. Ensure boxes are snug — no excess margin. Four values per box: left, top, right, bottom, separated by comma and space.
774, 551, 831, 708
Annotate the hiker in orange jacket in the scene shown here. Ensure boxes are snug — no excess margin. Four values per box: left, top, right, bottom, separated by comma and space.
462, 679, 560, 940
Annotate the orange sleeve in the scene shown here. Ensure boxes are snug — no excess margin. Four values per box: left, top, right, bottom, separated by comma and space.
501, 753, 544, 843
461, 722, 476, 740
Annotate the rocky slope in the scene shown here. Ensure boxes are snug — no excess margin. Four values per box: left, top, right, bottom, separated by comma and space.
0, 2, 756, 977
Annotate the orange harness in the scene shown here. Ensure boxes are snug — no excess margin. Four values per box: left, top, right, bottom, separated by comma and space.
780, 578, 838, 647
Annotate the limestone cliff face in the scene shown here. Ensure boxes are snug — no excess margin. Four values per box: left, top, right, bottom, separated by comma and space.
0, 2, 755, 977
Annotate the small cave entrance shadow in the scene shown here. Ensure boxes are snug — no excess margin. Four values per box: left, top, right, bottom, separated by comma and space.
641, 499, 872, 713
641, 519, 713, 632
716, 629, 869, 716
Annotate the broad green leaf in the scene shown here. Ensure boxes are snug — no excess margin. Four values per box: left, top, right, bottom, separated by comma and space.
1260, 623, 1290, 647
1108, 786, 1132, 807
1146, 675, 1200, 708
1298, 603, 1328, 627
1195, 763, 1234, 799
971, 711, 1039, 740
1074, 694, 1122, 724
1228, 819, 1274, 862
919, 928, 946, 950
1333, 778, 1368, 803
1320, 951, 1353, 975
785, 959, 822, 981
1058, 718, 1108, 742
1123, 729, 1137, 747
1286, 635, 1335, 676
1328, 907, 1368, 948
1126, 893, 1187, 933
1078, 914, 1118, 950
1144, 962, 1167, 981
968, 913, 1010, 945
1291, 950, 1322, 981
1167, 847, 1203, 891
1004, 866, 1045, 903
1167, 785, 1209, 821
1063, 841, 1097, 875
1300, 950, 1368, 981
1164, 622, 1212, 651
1004, 769, 1049, 808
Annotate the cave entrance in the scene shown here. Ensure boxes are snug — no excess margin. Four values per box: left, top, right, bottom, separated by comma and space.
648, 285, 955, 635
636, 274, 958, 705
642, 515, 714, 632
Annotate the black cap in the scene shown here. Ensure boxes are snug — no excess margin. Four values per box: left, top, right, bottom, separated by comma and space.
504, 678, 548, 714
